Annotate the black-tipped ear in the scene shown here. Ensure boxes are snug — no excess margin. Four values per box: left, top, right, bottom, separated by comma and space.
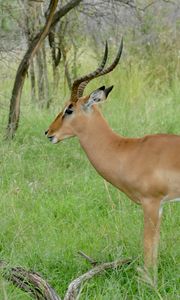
84, 85, 113, 109
104, 85, 113, 98
99, 86, 105, 91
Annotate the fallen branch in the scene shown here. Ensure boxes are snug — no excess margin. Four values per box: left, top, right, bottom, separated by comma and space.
0, 254, 131, 300
0, 261, 61, 300
64, 256, 131, 300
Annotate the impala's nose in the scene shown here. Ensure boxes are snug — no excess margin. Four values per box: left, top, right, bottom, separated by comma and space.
48, 136, 54, 142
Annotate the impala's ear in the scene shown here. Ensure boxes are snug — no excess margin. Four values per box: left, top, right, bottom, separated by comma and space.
84, 85, 114, 109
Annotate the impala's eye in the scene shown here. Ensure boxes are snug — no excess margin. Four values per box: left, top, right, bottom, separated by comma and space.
64, 104, 73, 115
65, 108, 73, 115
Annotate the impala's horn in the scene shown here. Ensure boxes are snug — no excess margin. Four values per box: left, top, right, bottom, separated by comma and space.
71, 42, 108, 102
70, 38, 123, 102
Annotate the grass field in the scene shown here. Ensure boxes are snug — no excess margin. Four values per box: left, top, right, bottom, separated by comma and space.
0, 54, 180, 299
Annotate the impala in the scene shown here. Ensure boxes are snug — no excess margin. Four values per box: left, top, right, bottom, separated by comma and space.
45, 39, 180, 282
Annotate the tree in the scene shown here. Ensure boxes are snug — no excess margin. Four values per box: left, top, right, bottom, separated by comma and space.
6, 0, 82, 139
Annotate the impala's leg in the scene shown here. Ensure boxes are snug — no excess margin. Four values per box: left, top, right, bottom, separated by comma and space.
142, 199, 162, 283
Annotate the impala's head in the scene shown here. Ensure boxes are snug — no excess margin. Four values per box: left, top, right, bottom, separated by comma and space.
45, 39, 123, 144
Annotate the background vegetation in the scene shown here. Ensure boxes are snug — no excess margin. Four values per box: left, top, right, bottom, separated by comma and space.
0, 0, 180, 299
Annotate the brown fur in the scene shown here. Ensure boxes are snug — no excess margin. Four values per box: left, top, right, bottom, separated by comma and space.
46, 96, 180, 281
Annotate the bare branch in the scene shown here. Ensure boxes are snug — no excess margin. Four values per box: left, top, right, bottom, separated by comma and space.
51, 0, 83, 29
0, 261, 61, 300
77, 250, 98, 266
64, 257, 131, 300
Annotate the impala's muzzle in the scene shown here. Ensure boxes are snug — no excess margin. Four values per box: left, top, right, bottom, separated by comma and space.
45, 130, 58, 144
49, 136, 58, 144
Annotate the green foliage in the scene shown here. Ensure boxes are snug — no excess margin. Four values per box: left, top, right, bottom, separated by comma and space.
0, 44, 180, 299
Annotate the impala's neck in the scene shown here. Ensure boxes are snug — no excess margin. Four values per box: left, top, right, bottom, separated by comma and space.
75, 108, 123, 186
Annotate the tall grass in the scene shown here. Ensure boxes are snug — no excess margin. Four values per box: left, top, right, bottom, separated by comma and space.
0, 46, 180, 299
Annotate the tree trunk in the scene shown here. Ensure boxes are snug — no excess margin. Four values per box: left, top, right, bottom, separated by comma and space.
36, 47, 45, 106
29, 59, 36, 102
42, 43, 50, 107
24, 0, 41, 103
61, 43, 72, 90
6, 0, 58, 139
49, 29, 61, 104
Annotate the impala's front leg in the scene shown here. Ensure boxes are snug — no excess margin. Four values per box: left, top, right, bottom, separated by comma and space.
142, 199, 162, 284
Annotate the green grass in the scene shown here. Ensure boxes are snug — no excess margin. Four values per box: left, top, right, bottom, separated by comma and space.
0, 54, 180, 299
